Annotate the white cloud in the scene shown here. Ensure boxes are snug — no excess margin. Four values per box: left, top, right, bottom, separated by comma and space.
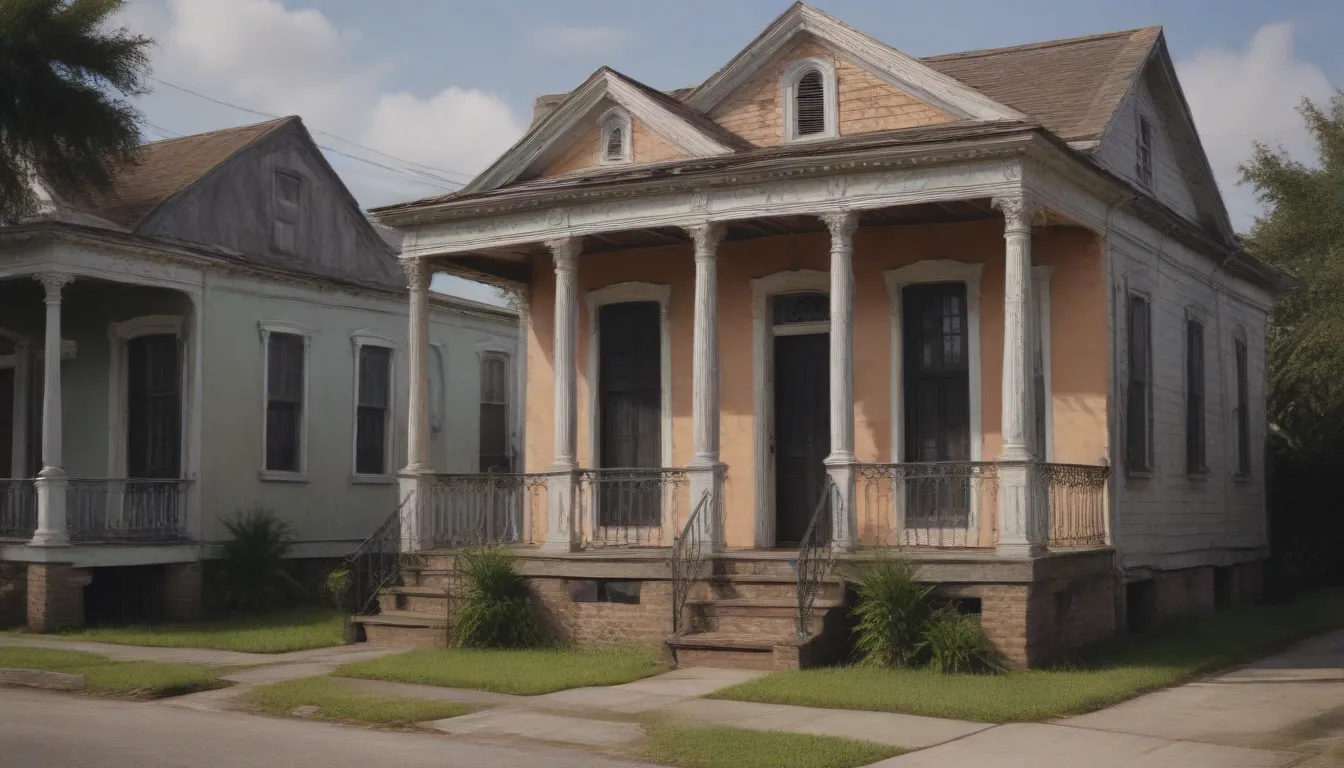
529, 24, 630, 57
1176, 22, 1334, 230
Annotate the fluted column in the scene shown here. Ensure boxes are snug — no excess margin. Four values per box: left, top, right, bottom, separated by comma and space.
398, 259, 433, 552
822, 211, 859, 551
993, 193, 1043, 556
30, 273, 72, 547
686, 222, 725, 549
543, 237, 580, 552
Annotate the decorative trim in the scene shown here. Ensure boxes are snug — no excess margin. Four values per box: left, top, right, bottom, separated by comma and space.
350, 330, 399, 482
684, 3, 1025, 123
106, 315, 187, 479
258, 320, 316, 481
751, 269, 830, 548
782, 58, 838, 143
597, 107, 632, 165
584, 282, 674, 470
884, 261, 984, 464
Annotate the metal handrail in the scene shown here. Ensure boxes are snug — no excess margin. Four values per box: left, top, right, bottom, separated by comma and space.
670, 489, 712, 634
348, 498, 406, 616
796, 475, 838, 639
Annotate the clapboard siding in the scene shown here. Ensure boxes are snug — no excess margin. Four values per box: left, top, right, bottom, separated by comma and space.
1094, 73, 1202, 224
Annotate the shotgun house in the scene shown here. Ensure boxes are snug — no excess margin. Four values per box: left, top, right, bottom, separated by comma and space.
367, 4, 1292, 668
0, 117, 518, 630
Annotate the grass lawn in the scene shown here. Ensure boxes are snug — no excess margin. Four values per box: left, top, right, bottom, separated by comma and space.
0, 647, 225, 697
58, 608, 345, 653
639, 723, 902, 768
238, 676, 470, 726
713, 588, 1344, 723
335, 646, 666, 695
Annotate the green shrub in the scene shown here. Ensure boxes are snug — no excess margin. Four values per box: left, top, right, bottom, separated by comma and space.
850, 556, 933, 667
454, 547, 543, 649
922, 605, 1005, 674
325, 566, 353, 613
214, 508, 306, 614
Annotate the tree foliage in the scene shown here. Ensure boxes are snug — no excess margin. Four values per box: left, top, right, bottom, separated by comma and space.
0, 0, 150, 223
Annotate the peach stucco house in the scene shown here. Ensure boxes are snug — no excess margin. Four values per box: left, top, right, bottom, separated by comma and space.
361, 4, 1293, 668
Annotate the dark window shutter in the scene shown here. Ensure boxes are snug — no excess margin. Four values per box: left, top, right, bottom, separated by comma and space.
1235, 338, 1251, 474
1125, 296, 1151, 471
795, 70, 826, 136
1185, 320, 1205, 473
266, 333, 304, 472
356, 346, 391, 475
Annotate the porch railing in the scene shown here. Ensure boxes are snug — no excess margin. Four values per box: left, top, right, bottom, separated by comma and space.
0, 479, 37, 538
66, 478, 191, 541
856, 462, 998, 548
420, 472, 549, 550
670, 488, 713, 634
1039, 463, 1109, 548
577, 468, 688, 548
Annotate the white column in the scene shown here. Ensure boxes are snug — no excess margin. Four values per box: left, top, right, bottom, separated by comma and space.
822, 211, 859, 551
543, 237, 580, 552
686, 222, 725, 549
993, 193, 1043, 556
399, 258, 432, 552
30, 273, 72, 547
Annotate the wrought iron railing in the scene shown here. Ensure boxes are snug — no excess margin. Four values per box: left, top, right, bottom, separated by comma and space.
856, 462, 997, 548
796, 475, 838, 639
348, 502, 405, 616
577, 468, 687, 548
1039, 463, 1109, 548
0, 479, 36, 538
420, 472, 548, 550
670, 488, 713, 634
66, 478, 190, 541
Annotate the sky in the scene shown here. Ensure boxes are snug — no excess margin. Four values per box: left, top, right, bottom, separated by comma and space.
116, 0, 1342, 302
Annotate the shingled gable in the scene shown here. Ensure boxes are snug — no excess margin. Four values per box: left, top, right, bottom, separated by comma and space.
459, 68, 746, 196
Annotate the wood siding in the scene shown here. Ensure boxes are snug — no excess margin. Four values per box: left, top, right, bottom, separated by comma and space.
1094, 71, 1202, 223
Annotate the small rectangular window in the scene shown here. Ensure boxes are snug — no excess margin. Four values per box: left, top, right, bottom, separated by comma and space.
273, 170, 302, 254
569, 579, 642, 604
1185, 318, 1206, 474
1136, 115, 1154, 189
1126, 295, 1152, 472
356, 345, 392, 475
479, 355, 509, 472
266, 333, 304, 472
1235, 337, 1251, 475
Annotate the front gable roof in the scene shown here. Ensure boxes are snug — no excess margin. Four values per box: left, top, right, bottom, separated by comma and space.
686, 2, 1025, 124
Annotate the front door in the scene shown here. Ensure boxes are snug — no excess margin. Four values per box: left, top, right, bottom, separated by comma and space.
773, 332, 829, 546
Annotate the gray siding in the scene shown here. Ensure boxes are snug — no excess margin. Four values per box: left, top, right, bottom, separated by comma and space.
1094, 74, 1202, 224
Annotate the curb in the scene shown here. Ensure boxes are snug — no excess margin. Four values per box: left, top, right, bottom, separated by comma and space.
0, 668, 86, 691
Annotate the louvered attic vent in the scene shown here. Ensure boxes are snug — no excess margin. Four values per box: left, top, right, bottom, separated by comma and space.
795, 69, 826, 136
605, 126, 625, 161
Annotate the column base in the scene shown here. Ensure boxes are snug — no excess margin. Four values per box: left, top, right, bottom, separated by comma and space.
397, 470, 433, 553
995, 542, 1046, 559
995, 461, 1044, 556
822, 460, 857, 552
686, 462, 724, 552
30, 472, 69, 548
541, 468, 579, 553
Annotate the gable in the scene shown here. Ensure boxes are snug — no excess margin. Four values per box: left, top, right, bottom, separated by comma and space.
710, 34, 955, 147
536, 115, 690, 178
140, 125, 401, 286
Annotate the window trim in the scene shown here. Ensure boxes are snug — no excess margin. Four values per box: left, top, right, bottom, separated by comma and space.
106, 315, 186, 480
1184, 308, 1208, 477
259, 320, 315, 482
597, 107, 632, 165
1135, 113, 1154, 189
350, 329, 399, 483
782, 58, 838, 143
1125, 292, 1155, 476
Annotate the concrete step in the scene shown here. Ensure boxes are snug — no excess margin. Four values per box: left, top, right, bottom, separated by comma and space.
377, 585, 452, 614
666, 631, 799, 671
352, 610, 449, 649
715, 556, 800, 578
689, 598, 837, 635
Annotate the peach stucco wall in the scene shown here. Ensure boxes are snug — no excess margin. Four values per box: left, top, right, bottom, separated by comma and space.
525, 220, 1109, 548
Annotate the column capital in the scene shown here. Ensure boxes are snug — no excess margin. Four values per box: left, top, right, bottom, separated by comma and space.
821, 210, 859, 242
34, 273, 73, 302
686, 222, 725, 260
992, 194, 1042, 234
401, 258, 430, 292
547, 237, 580, 269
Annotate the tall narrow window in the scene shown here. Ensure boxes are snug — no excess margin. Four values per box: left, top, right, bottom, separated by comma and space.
795, 69, 826, 137
274, 170, 302, 254
266, 333, 305, 472
1125, 295, 1152, 472
1136, 115, 1154, 189
1235, 336, 1251, 476
598, 302, 662, 526
355, 345, 392, 476
1185, 318, 1206, 474
127, 335, 182, 479
479, 355, 509, 472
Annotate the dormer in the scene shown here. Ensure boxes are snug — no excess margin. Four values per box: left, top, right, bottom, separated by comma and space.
782, 58, 837, 142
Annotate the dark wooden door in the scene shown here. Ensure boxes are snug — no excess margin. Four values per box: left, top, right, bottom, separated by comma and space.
774, 333, 829, 546
126, 335, 181, 479
0, 368, 12, 477
902, 283, 971, 527
598, 302, 661, 526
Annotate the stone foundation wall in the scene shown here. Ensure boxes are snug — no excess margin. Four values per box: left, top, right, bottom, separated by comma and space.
27, 563, 88, 632
162, 562, 203, 621
0, 563, 27, 629
530, 577, 674, 650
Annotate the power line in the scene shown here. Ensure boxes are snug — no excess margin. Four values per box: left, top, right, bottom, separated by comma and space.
146, 76, 474, 183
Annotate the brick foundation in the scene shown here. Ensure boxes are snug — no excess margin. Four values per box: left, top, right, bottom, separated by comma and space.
1153, 566, 1215, 624
0, 563, 27, 629
27, 563, 89, 632
976, 572, 1118, 667
162, 562, 203, 621
1215, 561, 1264, 609
531, 577, 674, 650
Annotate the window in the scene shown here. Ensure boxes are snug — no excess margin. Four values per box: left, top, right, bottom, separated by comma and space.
479, 354, 510, 472
265, 332, 305, 473
1185, 318, 1206, 474
1136, 115, 1154, 189
273, 170, 302, 254
604, 125, 624, 161
783, 59, 837, 142
1125, 295, 1152, 472
796, 70, 825, 136
569, 579, 641, 604
598, 301, 662, 526
1235, 335, 1251, 476
598, 109, 631, 165
355, 345, 392, 476
126, 334, 181, 479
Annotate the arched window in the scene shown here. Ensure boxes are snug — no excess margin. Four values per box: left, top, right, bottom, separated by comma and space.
604, 125, 624, 161
598, 109, 631, 165
783, 59, 837, 143
795, 70, 825, 136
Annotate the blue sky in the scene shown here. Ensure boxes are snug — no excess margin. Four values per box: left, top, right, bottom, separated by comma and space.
119, 0, 1343, 300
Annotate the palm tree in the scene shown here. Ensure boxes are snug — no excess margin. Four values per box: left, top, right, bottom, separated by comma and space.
0, 0, 150, 223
